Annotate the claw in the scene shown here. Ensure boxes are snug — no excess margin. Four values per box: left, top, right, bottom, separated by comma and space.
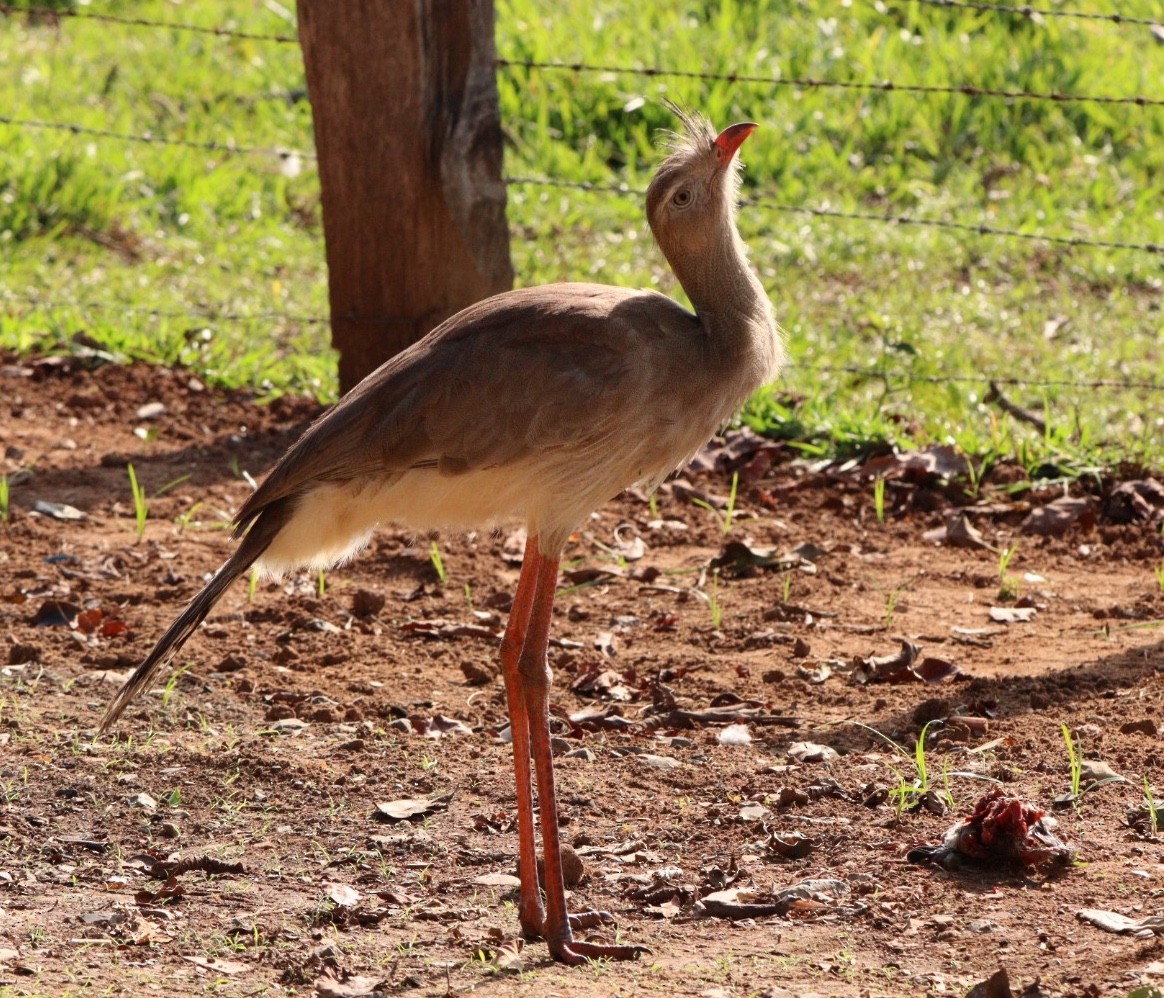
568, 909, 616, 930
548, 938, 651, 965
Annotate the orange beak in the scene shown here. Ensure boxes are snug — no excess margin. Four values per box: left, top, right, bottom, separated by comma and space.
713, 122, 758, 163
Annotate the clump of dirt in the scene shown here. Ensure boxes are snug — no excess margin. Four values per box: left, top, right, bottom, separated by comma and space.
1, 353, 1163, 996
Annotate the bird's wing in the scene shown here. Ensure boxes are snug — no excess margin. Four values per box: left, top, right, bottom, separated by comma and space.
234, 283, 702, 533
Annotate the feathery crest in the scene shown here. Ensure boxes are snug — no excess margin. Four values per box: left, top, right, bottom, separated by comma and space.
659, 99, 718, 157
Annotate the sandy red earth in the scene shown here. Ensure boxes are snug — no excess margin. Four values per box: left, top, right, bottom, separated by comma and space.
1, 351, 1164, 998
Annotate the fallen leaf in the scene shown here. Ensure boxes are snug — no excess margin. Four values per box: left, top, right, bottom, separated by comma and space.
710, 540, 806, 576
30, 599, 80, 628
400, 618, 499, 641
183, 956, 249, 975
492, 937, 525, 972
966, 967, 1014, 998
922, 513, 988, 549
1020, 496, 1096, 536
419, 714, 471, 738
473, 872, 521, 888
325, 884, 362, 908
853, 640, 958, 684
314, 973, 386, 998
570, 665, 634, 701
644, 899, 682, 919
862, 444, 970, 482
1077, 909, 1164, 937
373, 794, 451, 823
766, 831, 815, 860
33, 499, 86, 521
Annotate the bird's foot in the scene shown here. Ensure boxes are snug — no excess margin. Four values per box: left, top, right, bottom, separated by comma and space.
518, 903, 547, 941
547, 936, 651, 965
567, 909, 616, 930
519, 908, 612, 939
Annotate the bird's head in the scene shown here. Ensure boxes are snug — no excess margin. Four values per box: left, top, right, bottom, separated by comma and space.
645, 108, 757, 260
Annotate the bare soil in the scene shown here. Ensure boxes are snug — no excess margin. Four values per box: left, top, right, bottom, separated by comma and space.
2, 353, 1164, 998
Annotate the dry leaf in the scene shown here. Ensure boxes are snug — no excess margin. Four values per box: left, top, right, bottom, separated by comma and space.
1020, 496, 1095, 536
374, 794, 451, 822
183, 955, 249, 975
325, 883, 362, 908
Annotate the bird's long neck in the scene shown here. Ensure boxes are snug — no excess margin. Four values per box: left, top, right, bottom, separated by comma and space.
669, 221, 777, 367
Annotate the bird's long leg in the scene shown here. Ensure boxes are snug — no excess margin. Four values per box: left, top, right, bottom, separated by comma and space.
518, 548, 650, 965
499, 535, 547, 937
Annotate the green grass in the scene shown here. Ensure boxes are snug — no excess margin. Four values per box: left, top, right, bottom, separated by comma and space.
1061, 722, 1083, 800
1, 0, 1162, 471
126, 462, 148, 540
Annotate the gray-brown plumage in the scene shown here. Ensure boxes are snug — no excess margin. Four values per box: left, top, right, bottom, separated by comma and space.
101, 109, 783, 964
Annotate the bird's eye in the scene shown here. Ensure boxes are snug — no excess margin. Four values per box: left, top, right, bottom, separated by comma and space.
671, 188, 693, 208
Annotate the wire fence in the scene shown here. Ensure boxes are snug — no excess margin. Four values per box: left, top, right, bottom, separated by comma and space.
5, 0, 1160, 39
11, 294, 1161, 395
496, 57, 1164, 108
2, 3, 1162, 403
903, 0, 1164, 30
0, 112, 1159, 258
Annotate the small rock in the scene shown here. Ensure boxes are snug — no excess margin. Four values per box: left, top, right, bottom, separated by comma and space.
350, 589, 385, 618
130, 792, 157, 810
637, 754, 681, 771
562, 747, 596, 762
460, 660, 496, 685
1120, 719, 1158, 737
550, 736, 573, 756
270, 717, 309, 735
1080, 759, 1125, 784
160, 822, 181, 839
788, 741, 838, 763
388, 717, 413, 735
537, 844, 584, 888
135, 401, 166, 420
7, 644, 41, 666
216, 654, 247, 673
791, 637, 811, 658
265, 703, 297, 722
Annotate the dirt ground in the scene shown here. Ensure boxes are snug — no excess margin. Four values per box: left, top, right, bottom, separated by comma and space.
1, 352, 1163, 998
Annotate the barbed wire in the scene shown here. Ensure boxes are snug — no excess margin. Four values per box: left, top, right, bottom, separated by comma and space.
506, 176, 1164, 256
0, 3, 298, 43
8, 293, 1162, 394
8, 295, 419, 328
4, 5, 1161, 108
899, 0, 1164, 31
5, 1, 1161, 45
1, 111, 1159, 256
497, 58, 1164, 109
801, 363, 1164, 392
9, 295, 328, 327
0, 113, 314, 161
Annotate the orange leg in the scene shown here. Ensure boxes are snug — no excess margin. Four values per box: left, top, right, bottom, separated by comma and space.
516, 545, 649, 964
499, 535, 547, 937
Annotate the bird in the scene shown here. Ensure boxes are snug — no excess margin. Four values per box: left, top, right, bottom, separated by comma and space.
100, 108, 784, 964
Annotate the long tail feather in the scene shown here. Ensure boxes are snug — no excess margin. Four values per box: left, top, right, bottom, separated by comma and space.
99, 501, 290, 734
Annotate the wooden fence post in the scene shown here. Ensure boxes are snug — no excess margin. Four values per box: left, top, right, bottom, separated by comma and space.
297, 0, 514, 394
